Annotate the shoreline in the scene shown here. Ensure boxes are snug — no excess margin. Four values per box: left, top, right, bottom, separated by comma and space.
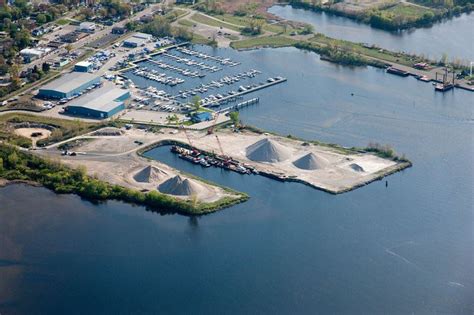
279, 2, 474, 31
0, 144, 249, 216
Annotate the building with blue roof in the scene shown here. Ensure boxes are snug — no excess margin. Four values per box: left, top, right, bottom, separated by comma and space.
191, 112, 213, 123
65, 84, 130, 119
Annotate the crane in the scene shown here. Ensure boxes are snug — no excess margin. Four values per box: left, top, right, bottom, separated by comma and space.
180, 124, 199, 156
215, 134, 225, 157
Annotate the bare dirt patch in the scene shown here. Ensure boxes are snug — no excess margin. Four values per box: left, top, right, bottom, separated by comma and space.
14, 128, 51, 147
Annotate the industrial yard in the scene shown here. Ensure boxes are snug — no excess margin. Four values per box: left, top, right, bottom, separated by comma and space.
37, 126, 410, 196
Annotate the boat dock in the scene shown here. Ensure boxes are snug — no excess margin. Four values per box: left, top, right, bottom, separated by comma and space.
384, 64, 473, 92
203, 77, 287, 108
217, 98, 260, 113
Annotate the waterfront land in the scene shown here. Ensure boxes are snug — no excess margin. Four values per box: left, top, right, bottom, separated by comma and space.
0, 110, 409, 213
0, 141, 248, 215
286, 0, 473, 30
36, 125, 409, 194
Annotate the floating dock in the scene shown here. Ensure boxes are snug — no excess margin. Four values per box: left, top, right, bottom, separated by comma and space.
204, 77, 287, 108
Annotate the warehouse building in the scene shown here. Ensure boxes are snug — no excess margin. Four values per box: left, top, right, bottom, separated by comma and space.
65, 85, 130, 119
79, 22, 96, 33
38, 72, 100, 99
123, 32, 153, 48
20, 47, 52, 63
74, 61, 92, 72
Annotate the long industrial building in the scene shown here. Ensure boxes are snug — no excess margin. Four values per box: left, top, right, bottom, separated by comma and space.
65, 85, 130, 119
38, 72, 101, 99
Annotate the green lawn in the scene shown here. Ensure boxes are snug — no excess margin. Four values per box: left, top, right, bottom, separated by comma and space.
191, 33, 212, 44
384, 3, 433, 19
231, 35, 299, 50
206, 14, 289, 34
178, 19, 195, 27
190, 13, 242, 32
55, 18, 71, 25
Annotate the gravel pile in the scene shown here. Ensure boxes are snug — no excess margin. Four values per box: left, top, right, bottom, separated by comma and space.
246, 138, 291, 163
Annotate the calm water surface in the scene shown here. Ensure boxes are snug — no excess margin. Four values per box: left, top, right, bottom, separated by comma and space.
268, 5, 474, 61
1, 46, 473, 314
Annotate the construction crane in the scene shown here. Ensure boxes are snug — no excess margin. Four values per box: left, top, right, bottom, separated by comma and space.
180, 124, 199, 155
215, 134, 225, 157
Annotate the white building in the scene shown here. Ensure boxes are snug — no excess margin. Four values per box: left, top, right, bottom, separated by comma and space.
79, 22, 96, 33
20, 47, 52, 63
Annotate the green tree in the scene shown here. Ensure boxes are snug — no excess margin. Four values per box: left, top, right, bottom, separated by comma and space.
42, 62, 50, 73
7, 151, 19, 167
229, 111, 239, 126
36, 13, 47, 24
301, 24, 314, 35
192, 95, 201, 111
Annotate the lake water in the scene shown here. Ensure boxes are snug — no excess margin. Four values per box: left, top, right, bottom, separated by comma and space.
268, 5, 474, 62
1, 46, 473, 314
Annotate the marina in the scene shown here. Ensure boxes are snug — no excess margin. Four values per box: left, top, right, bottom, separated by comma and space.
148, 59, 206, 78
132, 67, 185, 86
162, 52, 222, 72
176, 46, 241, 66
121, 45, 287, 117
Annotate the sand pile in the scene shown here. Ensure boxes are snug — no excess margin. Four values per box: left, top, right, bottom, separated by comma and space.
246, 138, 291, 163
293, 152, 329, 170
349, 163, 365, 172
134, 165, 168, 183
158, 175, 206, 196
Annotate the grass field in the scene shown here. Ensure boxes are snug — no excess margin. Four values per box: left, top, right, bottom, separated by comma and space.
309, 33, 428, 66
384, 3, 433, 19
191, 13, 242, 32
55, 18, 71, 25
178, 19, 195, 27
231, 35, 299, 49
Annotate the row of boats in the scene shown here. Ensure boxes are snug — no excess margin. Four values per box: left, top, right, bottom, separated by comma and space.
150, 59, 206, 78
171, 145, 258, 175
176, 69, 262, 100
176, 47, 240, 67
202, 77, 284, 107
132, 67, 184, 86
163, 52, 221, 72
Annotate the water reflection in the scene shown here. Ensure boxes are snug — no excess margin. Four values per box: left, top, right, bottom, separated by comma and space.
269, 5, 474, 61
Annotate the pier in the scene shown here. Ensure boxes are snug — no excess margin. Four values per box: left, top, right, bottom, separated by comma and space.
384, 64, 473, 92
204, 77, 287, 108
217, 98, 260, 113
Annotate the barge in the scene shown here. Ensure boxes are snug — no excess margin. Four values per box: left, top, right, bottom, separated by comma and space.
387, 67, 410, 77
